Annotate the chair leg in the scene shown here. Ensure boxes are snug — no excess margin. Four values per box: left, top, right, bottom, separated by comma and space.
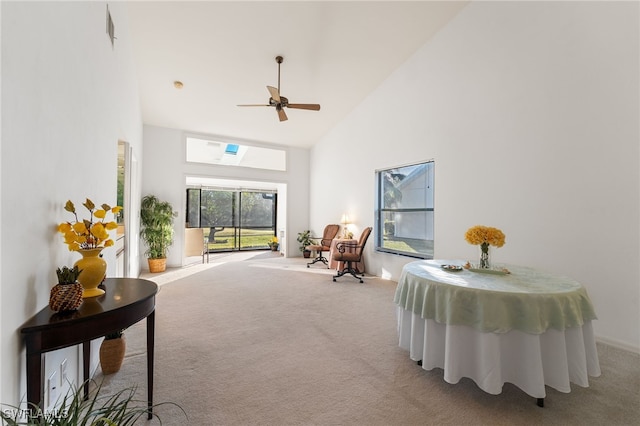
332, 261, 364, 283
307, 251, 329, 268
202, 241, 210, 264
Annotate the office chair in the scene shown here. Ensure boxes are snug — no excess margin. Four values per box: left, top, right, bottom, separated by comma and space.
332, 227, 372, 283
306, 224, 340, 268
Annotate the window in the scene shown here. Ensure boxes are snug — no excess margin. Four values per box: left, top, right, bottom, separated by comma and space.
186, 188, 277, 251
375, 161, 434, 259
185, 137, 286, 171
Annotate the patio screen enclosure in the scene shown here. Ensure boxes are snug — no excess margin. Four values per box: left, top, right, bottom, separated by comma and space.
186, 188, 277, 252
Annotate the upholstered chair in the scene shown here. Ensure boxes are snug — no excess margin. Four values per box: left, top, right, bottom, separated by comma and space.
306, 224, 340, 268
332, 227, 372, 283
184, 228, 209, 263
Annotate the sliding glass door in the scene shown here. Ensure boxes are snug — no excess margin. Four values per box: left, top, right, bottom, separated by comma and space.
186, 188, 277, 252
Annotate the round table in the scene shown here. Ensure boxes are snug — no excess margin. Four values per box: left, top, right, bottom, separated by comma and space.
394, 260, 601, 401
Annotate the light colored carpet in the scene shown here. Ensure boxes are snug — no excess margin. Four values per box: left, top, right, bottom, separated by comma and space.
97, 252, 640, 425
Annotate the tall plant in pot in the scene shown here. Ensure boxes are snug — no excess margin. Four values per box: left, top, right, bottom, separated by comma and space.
140, 195, 177, 273
297, 230, 313, 258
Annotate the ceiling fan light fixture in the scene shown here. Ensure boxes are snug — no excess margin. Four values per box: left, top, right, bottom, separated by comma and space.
237, 56, 320, 122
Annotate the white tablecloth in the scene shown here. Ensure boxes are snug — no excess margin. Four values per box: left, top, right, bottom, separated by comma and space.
397, 309, 601, 398
395, 260, 601, 398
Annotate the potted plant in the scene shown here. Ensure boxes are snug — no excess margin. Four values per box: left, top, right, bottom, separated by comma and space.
297, 230, 313, 258
100, 329, 126, 375
268, 236, 279, 251
49, 266, 84, 312
0, 380, 185, 425
140, 195, 177, 273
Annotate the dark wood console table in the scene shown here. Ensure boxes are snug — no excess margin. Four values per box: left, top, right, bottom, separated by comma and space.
20, 278, 158, 419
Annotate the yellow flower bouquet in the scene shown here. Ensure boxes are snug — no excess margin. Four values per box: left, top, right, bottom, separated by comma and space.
58, 199, 122, 251
268, 236, 279, 250
465, 225, 505, 268
465, 225, 505, 247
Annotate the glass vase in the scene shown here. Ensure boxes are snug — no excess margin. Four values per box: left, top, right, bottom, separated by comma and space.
479, 243, 490, 269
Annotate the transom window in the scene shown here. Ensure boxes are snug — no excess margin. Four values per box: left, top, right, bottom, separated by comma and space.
375, 161, 434, 259
185, 136, 286, 171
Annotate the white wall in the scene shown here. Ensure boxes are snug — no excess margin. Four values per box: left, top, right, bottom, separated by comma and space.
1, 2, 143, 406
141, 125, 309, 268
310, 1, 639, 351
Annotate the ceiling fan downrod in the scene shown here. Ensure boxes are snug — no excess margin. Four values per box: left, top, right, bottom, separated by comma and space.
275, 55, 283, 94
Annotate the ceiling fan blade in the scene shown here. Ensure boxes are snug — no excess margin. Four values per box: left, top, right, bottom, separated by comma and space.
277, 107, 288, 122
267, 86, 280, 103
239, 58, 315, 122
287, 103, 321, 111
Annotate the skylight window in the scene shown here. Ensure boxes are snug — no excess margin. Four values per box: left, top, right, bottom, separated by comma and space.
185, 137, 286, 171
225, 144, 239, 155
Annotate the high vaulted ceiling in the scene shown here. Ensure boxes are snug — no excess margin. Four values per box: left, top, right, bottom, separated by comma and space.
126, 1, 468, 148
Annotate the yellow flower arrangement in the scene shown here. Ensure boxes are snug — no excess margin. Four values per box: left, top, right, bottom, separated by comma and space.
465, 225, 505, 269
268, 236, 279, 249
464, 225, 506, 248
57, 199, 122, 251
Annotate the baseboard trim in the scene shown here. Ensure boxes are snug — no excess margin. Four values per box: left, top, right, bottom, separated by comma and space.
596, 335, 640, 354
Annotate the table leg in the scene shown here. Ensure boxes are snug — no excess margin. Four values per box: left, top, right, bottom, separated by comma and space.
147, 310, 155, 419
26, 351, 42, 410
83, 341, 90, 400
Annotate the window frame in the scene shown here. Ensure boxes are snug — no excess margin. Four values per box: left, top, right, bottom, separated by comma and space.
184, 135, 287, 172
374, 160, 435, 260
186, 187, 278, 252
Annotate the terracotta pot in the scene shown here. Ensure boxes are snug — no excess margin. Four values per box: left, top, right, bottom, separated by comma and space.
303, 250, 311, 258
74, 248, 106, 298
49, 282, 83, 312
148, 257, 166, 273
99, 336, 126, 375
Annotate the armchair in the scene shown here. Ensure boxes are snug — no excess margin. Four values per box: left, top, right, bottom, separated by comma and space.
332, 227, 372, 283
306, 224, 340, 268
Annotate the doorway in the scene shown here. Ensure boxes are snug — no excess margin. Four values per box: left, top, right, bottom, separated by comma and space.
186, 188, 277, 252
183, 176, 288, 263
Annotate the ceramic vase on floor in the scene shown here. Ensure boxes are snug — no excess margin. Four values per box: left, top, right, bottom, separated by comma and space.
74, 248, 107, 298
99, 335, 126, 375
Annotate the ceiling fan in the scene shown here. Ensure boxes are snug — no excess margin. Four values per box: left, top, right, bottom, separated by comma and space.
238, 56, 320, 122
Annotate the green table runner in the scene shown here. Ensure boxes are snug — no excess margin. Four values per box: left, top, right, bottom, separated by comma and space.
394, 260, 597, 334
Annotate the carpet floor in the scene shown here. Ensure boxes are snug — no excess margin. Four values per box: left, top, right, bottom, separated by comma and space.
96, 252, 640, 425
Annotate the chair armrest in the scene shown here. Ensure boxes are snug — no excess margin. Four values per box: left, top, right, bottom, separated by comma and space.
336, 242, 359, 253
